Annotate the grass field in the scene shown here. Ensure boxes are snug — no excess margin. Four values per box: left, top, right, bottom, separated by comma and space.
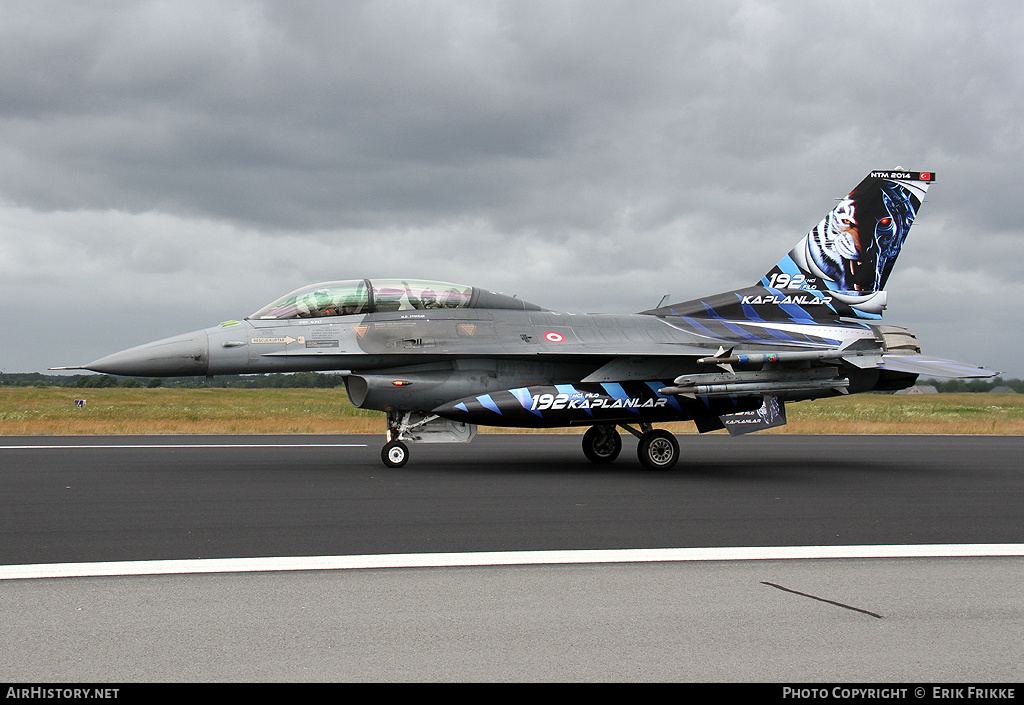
1, 387, 1023, 436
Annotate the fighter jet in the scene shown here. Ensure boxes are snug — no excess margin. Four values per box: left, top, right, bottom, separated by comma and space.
55, 169, 995, 469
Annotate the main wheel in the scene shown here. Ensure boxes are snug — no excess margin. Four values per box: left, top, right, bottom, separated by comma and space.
637, 429, 679, 471
582, 425, 622, 464
382, 440, 410, 468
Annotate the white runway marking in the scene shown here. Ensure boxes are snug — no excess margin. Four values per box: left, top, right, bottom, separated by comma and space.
0, 443, 366, 449
1, 544, 1021, 581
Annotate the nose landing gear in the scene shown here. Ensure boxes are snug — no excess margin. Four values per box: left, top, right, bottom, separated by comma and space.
382, 440, 410, 468
379, 410, 477, 467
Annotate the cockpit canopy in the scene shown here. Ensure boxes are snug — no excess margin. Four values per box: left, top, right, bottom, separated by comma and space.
248, 279, 543, 320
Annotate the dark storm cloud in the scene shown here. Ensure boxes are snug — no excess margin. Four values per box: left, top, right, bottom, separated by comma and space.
3, 1, 1020, 230
1, 1, 1023, 374
0, 1, 742, 228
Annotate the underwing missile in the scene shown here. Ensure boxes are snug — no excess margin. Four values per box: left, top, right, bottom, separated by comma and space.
658, 377, 849, 398
696, 348, 863, 367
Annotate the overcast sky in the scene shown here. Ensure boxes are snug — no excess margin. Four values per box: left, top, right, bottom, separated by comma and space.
2, 0, 1022, 378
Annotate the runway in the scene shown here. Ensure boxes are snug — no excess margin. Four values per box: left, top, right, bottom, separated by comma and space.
2, 434, 1023, 682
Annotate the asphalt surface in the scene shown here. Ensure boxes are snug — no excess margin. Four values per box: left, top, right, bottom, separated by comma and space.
2, 434, 1022, 683
2, 434, 1023, 563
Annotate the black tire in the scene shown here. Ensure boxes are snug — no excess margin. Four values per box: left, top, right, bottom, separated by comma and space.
582, 425, 622, 464
382, 440, 410, 468
637, 429, 679, 471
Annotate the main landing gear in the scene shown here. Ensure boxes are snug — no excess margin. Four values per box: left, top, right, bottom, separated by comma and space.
581, 423, 680, 471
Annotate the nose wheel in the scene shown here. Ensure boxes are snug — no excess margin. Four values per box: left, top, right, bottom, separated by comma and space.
382, 440, 409, 468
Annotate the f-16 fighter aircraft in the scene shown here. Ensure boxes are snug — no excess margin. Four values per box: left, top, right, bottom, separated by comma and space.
56, 169, 995, 469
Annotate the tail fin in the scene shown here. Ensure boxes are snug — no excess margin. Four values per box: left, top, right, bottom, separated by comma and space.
762, 169, 935, 294
642, 169, 935, 323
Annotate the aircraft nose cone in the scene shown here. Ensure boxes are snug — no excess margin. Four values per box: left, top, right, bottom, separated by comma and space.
84, 330, 210, 377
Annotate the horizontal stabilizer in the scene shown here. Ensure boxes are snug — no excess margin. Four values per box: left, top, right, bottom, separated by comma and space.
854, 354, 998, 379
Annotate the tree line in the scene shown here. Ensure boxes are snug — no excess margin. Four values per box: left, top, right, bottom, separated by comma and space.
0, 372, 348, 389
927, 377, 1023, 393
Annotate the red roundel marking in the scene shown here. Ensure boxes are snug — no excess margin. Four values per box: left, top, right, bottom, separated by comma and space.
544, 331, 565, 343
